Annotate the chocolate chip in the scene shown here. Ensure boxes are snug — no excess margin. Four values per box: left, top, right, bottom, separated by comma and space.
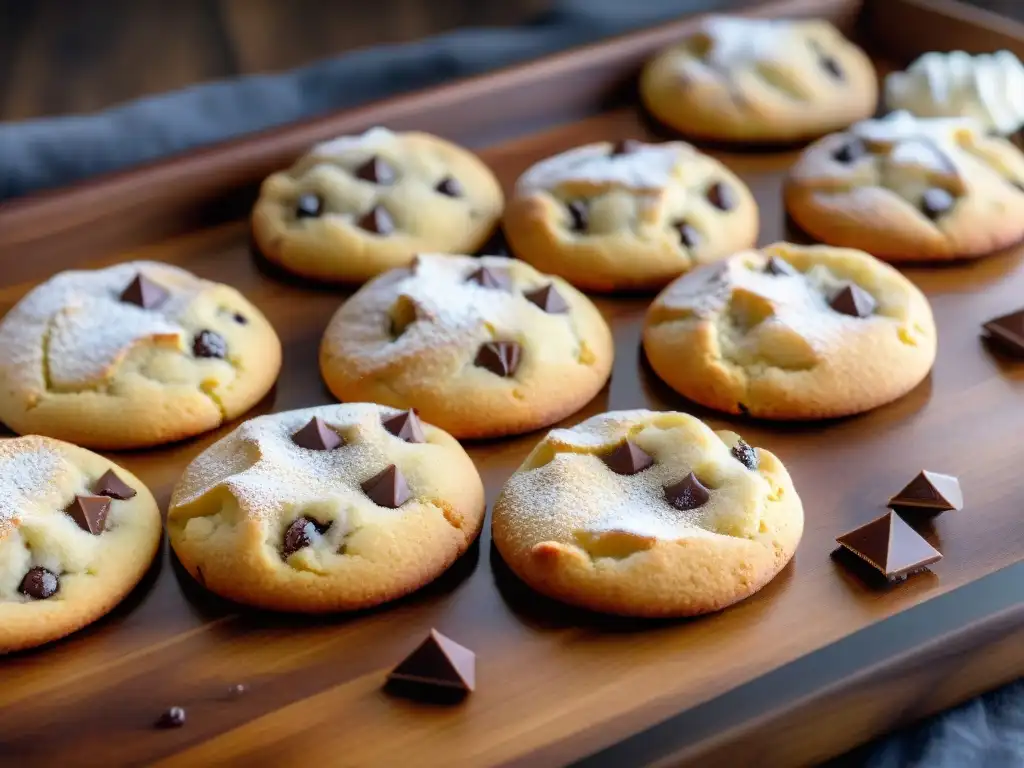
362, 465, 411, 508
282, 516, 331, 558
20, 567, 58, 600
93, 469, 136, 500
233, 313, 247, 325
832, 141, 866, 164
664, 472, 711, 511
193, 330, 227, 359
435, 176, 464, 197
296, 194, 323, 219
731, 440, 759, 471
820, 55, 844, 80
355, 155, 396, 185
357, 205, 395, 235
836, 511, 941, 582
675, 222, 701, 249
610, 139, 644, 156
706, 182, 736, 211
921, 188, 955, 220
601, 441, 654, 475
382, 410, 426, 444
524, 284, 569, 314
120, 274, 169, 310
888, 471, 963, 513
155, 707, 187, 729
764, 256, 798, 277
830, 284, 877, 318
465, 266, 512, 291
292, 416, 342, 451
983, 308, 1024, 354
566, 200, 588, 232
474, 341, 521, 377
65, 494, 111, 535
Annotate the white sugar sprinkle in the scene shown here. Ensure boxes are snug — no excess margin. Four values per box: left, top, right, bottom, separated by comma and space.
515, 141, 688, 195
0, 441, 66, 531
310, 127, 396, 160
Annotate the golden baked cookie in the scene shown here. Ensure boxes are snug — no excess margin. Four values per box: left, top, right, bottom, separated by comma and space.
167, 403, 485, 613
642, 242, 937, 420
319, 254, 614, 438
502, 139, 758, 292
0, 261, 281, 450
492, 410, 803, 617
640, 16, 877, 143
785, 110, 1024, 260
0, 436, 162, 653
252, 127, 504, 282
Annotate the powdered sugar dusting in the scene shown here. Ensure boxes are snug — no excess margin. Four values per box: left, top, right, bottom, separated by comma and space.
515, 141, 688, 195
700, 16, 797, 70
853, 110, 979, 145
0, 439, 67, 532
310, 127, 396, 159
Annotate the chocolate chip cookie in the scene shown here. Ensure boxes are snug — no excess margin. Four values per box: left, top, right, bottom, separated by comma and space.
0, 436, 161, 653
491, 410, 803, 617
502, 139, 758, 292
252, 127, 504, 282
167, 403, 485, 613
0, 262, 281, 449
642, 242, 937, 419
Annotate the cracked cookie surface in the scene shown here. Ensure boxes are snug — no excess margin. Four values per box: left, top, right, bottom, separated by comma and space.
642, 242, 937, 420
785, 111, 1024, 260
0, 436, 161, 653
640, 16, 877, 143
167, 403, 485, 613
319, 254, 614, 438
251, 127, 504, 283
0, 261, 281, 449
502, 139, 758, 292
491, 409, 803, 617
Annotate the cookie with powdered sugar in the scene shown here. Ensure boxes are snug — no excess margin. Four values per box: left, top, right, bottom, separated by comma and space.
167, 403, 484, 612
0, 261, 281, 449
251, 127, 504, 283
640, 16, 877, 143
0, 436, 161, 653
502, 139, 758, 293
319, 253, 613, 438
491, 410, 803, 617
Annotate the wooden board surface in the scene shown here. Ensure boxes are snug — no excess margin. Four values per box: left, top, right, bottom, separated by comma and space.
1, 0, 1023, 765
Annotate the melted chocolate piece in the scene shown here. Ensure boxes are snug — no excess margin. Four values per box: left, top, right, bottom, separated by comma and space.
282, 516, 331, 558
193, 330, 227, 359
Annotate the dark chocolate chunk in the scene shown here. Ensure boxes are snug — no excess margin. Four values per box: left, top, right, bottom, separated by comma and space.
983, 308, 1024, 354
295, 193, 323, 219
610, 139, 644, 156
232, 313, 247, 325
93, 469, 137, 500
435, 176, 464, 197
819, 55, 844, 80
282, 516, 331, 558
664, 472, 711, 511
465, 266, 512, 291
474, 341, 521, 377
382, 409, 426, 444
155, 707, 187, 729
357, 205, 395, 235
524, 284, 569, 314
193, 330, 228, 359
387, 629, 476, 695
832, 140, 866, 164
355, 155, 397, 185
120, 274, 169, 310
731, 440, 759, 471
361, 465, 411, 508
764, 256, 798, 277
566, 200, 588, 232
291, 417, 342, 451
675, 222, 701, 249
20, 567, 58, 600
830, 284, 876, 318
888, 471, 963, 513
65, 494, 111, 535
601, 441, 654, 476
921, 188, 955, 220
836, 510, 942, 582
706, 182, 736, 211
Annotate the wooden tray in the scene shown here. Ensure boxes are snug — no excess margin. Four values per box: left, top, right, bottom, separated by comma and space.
2, 0, 1024, 765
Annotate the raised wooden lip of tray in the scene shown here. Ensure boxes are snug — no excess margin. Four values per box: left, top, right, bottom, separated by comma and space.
2, 0, 1024, 766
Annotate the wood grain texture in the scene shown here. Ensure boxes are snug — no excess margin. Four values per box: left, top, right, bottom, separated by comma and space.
1, 0, 1024, 766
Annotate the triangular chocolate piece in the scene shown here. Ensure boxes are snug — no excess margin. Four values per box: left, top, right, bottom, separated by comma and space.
888, 471, 963, 513
983, 308, 1024, 354
474, 341, 521, 377
524, 284, 569, 314
93, 469, 137, 500
830, 284, 876, 318
382, 410, 426, 444
292, 417, 342, 451
65, 494, 111, 535
120, 274, 169, 310
387, 629, 475, 693
357, 205, 395, 235
355, 155, 396, 185
764, 256, 798, 277
730, 440, 759, 471
465, 266, 512, 291
837, 510, 942, 581
706, 181, 736, 211
435, 176, 463, 197
601, 441, 654, 476
361, 465, 411, 508
664, 472, 711, 511
676, 221, 700, 249
610, 139, 644, 156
